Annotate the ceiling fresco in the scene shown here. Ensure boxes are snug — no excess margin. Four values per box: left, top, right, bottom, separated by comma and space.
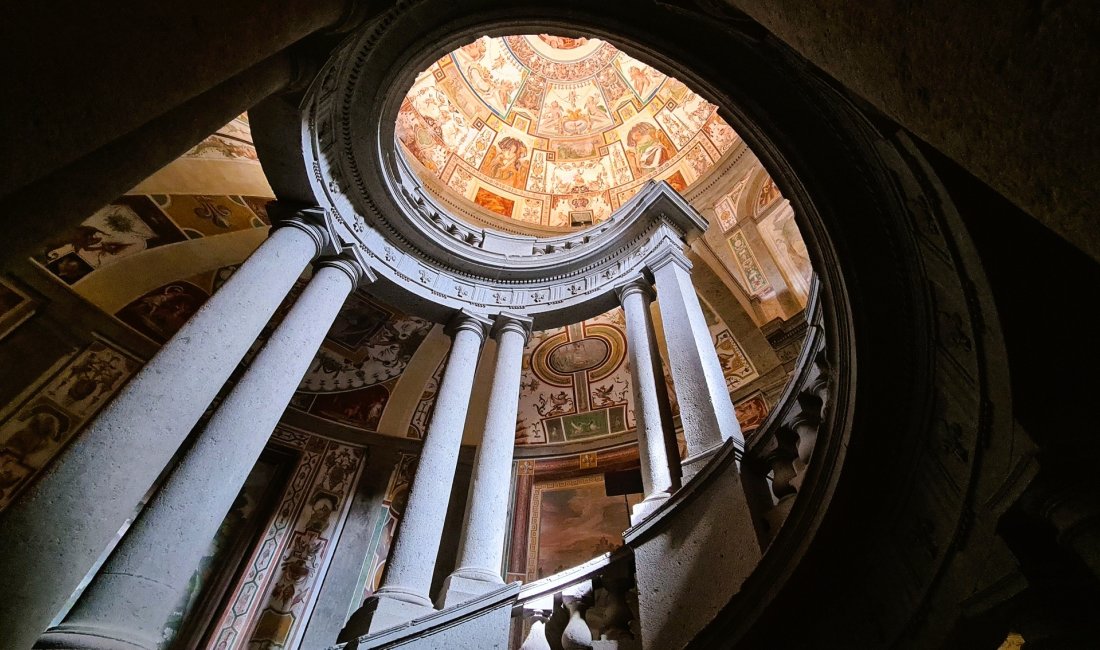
396, 34, 740, 230
288, 293, 434, 433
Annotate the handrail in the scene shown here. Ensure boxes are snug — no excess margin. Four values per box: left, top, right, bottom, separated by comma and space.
745, 275, 823, 460
332, 550, 635, 648
332, 582, 521, 649
515, 546, 633, 606
623, 437, 740, 547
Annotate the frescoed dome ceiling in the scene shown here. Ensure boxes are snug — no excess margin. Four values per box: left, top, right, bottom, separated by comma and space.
396, 34, 740, 231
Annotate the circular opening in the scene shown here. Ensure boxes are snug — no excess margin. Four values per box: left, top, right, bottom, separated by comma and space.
384, 33, 818, 452
395, 34, 742, 235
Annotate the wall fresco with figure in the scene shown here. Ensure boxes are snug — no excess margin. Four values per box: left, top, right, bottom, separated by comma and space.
33, 194, 268, 288
396, 34, 739, 229
206, 427, 365, 650
514, 298, 760, 447
354, 453, 417, 604
758, 204, 813, 304
516, 308, 634, 447
734, 393, 770, 434
527, 474, 638, 580
0, 340, 139, 510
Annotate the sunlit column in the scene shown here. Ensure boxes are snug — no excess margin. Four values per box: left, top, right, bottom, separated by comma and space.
649, 245, 743, 477
38, 255, 366, 650
617, 276, 676, 523
439, 313, 533, 607
0, 210, 329, 649
349, 310, 491, 635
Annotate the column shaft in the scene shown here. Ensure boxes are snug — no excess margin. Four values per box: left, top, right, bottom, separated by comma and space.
618, 281, 674, 522
440, 314, 532, 606
38, 258, 359, 649
0, 219, 325, 650
375, 313, 489, 605
651, 249, 743, 469
648, 293, 683, 492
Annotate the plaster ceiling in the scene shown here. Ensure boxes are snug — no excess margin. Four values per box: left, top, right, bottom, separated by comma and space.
396, 34, 740, 231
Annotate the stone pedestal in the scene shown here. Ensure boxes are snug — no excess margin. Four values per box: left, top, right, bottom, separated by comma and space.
342, 591, 435, 637
37, 256, 362, 650
0, 215, 327, 650
439, 314, 532, 608
627, 445, 761, 650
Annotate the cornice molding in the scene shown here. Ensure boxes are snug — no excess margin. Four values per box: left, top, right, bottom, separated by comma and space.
289, 17, 718, 327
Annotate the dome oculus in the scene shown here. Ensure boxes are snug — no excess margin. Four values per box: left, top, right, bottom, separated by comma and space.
396, 34, 739, 231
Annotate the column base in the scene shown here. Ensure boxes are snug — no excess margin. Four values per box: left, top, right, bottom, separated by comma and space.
630, 492, 670, 526
339, 587, 435, 641
680, 443, 727, 481
436, 567, 505, 608
35, 625, 152, 650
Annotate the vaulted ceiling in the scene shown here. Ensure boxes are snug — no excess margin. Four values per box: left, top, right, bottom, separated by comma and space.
396, 35, 739, 231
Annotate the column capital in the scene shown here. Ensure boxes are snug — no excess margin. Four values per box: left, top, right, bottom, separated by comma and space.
315, 253, 374, 288
446, 309, 492, 343
645, 239, 692, 275
271, 204, 331, 257
491, 312, 534, 343
614, 274, 655, 304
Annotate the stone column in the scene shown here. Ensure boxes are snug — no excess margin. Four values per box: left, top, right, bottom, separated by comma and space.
37, 256, 364, 650
616, 277, 676, 524
0, 212, 329, 650
649, 244, 744, 478
344, 311, 491, 636
439, 313, 533, 607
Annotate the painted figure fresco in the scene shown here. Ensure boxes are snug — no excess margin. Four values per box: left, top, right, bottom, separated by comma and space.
0, 405, 69, 471
39, 197, 185, 284
480, 137, 531, 189
549, 338, 610, 373
518, 311, 635, 447
117, 281, 210, 344
298, 311, 432, 393
626, 122, 676, 177
310, 385, 390, 432
208, 434, 364, 650
474, 187, 515, 217
325, 294, 390, 353
530, 477, 633, 579
537, 34, 589, 49
735, 394, 770, 433
769, 208, 813, 284
727, 230, 773, 296
756, 177, 782, 213
0, 341, 137, 510
713, 330, 757, 390
395, 35, 735, 228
